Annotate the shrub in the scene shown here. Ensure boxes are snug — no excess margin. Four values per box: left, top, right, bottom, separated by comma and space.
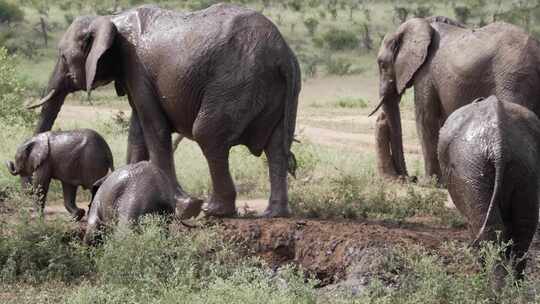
188, 0, 222, 10
321, 27, 359, 51
0, 48, 37, 127
95, 216, 244, 289
64, 217, 319, 303
297, 52, 321, 79
0, 0, 23, 25
0, 217, 93, 284
288, 0, 302, 11
414, 5, 432, 18
334, 97, 368, 108
325, 57, 352, 75
454, 6, 471, 24
289, 171, 455, 223
303, 17, 319, 36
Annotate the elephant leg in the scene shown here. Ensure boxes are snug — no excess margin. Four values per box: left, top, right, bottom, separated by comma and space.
508, 188, 539, 278
127, 110, 149, 164
375, 112, 398, 178
61, 182, 85, 221
32, 168, 51, 217
127, 88, 190, 198
414, 87, 442, 181
201, 146, 236, 217
262, 124, 291, 218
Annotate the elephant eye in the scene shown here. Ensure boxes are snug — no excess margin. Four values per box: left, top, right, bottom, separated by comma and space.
60, 53, 67, 64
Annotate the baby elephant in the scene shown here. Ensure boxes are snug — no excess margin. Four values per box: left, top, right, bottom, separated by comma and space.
84, 161, 202, 244
438, 96, 540, 276
6, 129, 114, 221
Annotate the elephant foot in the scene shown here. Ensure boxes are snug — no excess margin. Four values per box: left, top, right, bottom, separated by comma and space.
203, 197, 236, 218
177, 197, 203, 219
72, 208, 86, 222
261, 201, 291, 218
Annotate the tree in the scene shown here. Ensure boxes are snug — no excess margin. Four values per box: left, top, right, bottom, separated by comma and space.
0, 0, 24, 25
0, 47, 36, 127
21, 0, 56, 47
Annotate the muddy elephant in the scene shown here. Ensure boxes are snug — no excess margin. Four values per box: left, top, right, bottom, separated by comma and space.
28, 4, 301, 218
438, 96, 540, 277
373, 16, 540, 181
84, 161, 201, 244
5, 129, 114, 220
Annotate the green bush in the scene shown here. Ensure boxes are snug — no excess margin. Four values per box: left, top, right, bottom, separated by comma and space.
289, 171, 455, 223
0, 0, 23, 25
188, 0, 223, 10
0, 217, 93, 284
325, 56, 352, 75
321, 27, 359, 50
303, 17, 319, 36
0, 48, 36, 127
65, 216, 318, 303
334, 97, 368, 108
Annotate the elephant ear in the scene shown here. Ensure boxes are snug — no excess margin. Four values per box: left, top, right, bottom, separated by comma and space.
394, 18, 433, 94
85, 17, 117, 93
27, 133, 50, 171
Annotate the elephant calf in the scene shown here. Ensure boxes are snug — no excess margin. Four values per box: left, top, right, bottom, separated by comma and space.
84, 161, 202, 244
438, 96, 540, 276
6, 129, 114, 220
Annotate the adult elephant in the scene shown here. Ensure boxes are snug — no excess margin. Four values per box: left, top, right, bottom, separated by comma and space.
372, 16, 540, 180
28, 4, 301, 218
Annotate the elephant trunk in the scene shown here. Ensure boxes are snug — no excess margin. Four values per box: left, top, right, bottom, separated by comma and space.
29, 58, 69, 134
382, 95, 408, 177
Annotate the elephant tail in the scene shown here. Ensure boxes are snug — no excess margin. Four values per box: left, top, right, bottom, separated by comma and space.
472, 98, 506, 249
472, 161, 504, 248
281, 49, 301, 178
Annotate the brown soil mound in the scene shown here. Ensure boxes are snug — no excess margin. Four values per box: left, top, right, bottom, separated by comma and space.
218, 218, 469, 285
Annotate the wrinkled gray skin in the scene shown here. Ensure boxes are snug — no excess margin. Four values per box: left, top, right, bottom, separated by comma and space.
84, 161, 198, 244
5, 129, 114, 221
30, 4, 301, 218
438, 96, 540, 277
375, 16, 540, 181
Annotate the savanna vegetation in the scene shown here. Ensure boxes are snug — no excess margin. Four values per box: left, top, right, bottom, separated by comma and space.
2, 0, 540, 303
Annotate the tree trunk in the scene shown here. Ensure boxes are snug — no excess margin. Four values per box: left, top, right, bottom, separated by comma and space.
40, 16, 48, 47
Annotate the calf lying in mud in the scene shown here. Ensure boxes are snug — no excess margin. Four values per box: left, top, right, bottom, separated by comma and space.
84, 161, 202, 244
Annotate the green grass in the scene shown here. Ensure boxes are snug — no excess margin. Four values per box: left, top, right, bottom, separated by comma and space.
0, 211, 537, 303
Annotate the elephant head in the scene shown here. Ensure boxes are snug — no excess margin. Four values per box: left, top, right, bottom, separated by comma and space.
6, 134, 50, 178
28, 16, 122, 134
372, 18, 433, 176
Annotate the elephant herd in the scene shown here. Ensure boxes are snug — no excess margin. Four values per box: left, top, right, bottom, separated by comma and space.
5, 4, 540, 277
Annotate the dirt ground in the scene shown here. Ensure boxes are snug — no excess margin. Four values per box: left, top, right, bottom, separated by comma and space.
218, 218, 469, 285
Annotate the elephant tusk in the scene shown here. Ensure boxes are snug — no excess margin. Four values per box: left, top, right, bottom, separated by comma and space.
368, 97, 385, 117
5, 161, 17, 175
26, 89, 56, 110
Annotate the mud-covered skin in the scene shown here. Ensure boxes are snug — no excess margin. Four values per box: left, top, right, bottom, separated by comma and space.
32, 4, 300, 218
84, 161, 201, 244
6, 129, 114, 220
375, 16, 540, 181
438, 96, 540, 277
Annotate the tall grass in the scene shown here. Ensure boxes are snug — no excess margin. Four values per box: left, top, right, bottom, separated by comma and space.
0, 212, 537, 303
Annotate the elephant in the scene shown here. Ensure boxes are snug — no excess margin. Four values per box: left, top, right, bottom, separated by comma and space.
438, 96, 540, 277
373, 16, 540, 181
5, 129, 114, 220
27, 3, 301, 218
84, 161, 202, 244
